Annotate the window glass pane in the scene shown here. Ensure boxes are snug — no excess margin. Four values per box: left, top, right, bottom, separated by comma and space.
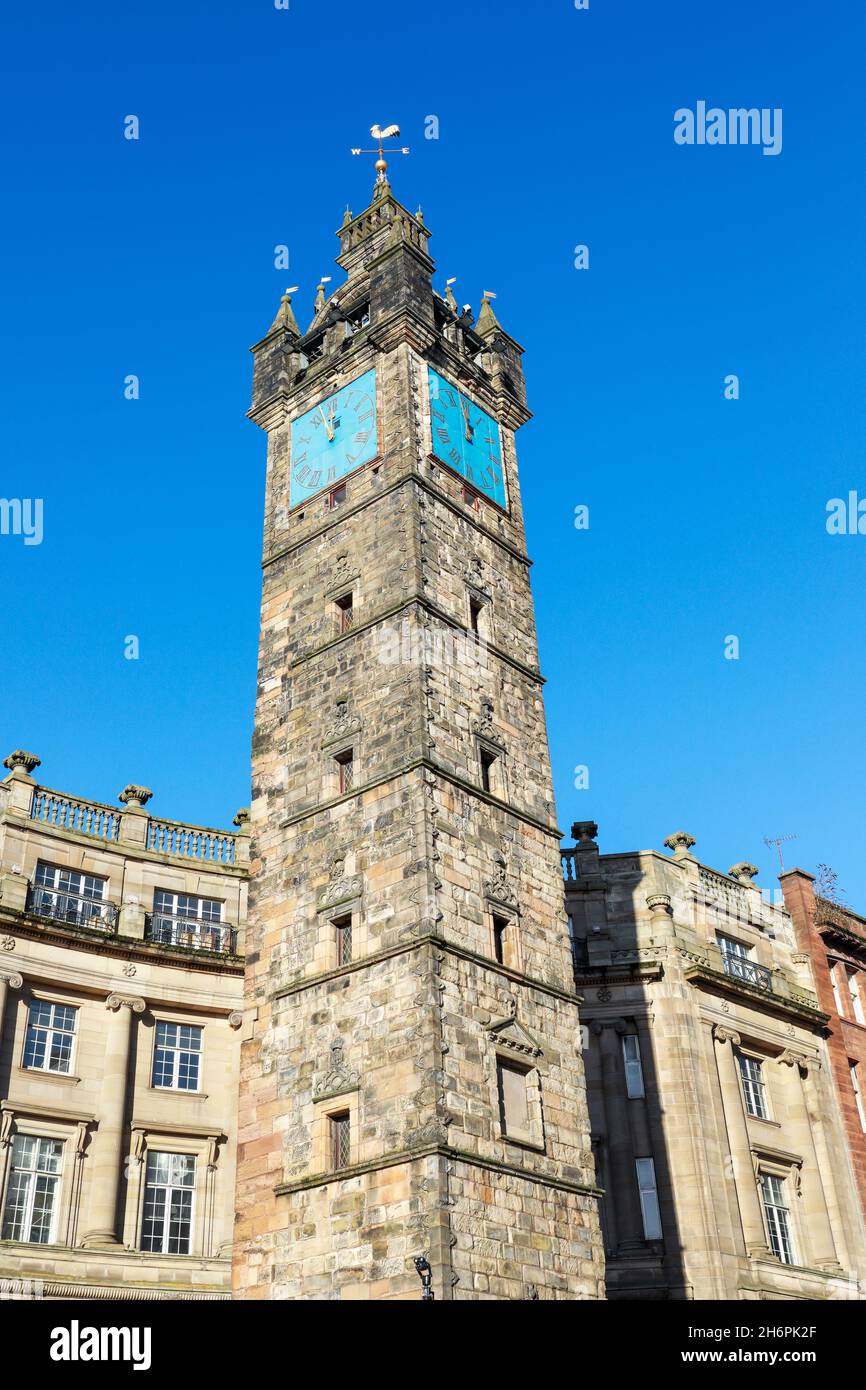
635, 1157, 663, 1240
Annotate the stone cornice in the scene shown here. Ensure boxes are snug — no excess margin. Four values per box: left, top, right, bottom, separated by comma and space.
682, 960, 828, 1028
818, 918, 866, 959
280, 757, 561, 839
275, 1142, 602, 1200
283, 591, 544, 687
271, 932, 581, 1008
263, 469, 533, 572
571, 960, 665, 988
0, 909, 244, 975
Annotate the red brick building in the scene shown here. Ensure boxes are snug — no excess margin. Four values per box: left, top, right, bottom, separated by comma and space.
781, 870, 866, 1222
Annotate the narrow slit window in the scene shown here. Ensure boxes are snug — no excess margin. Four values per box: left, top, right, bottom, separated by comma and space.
469, 597, 484, 635
462, 486, 480, 510
492, 914, 509, 965
497, 1059, 531, 1139
635, 1157, 663, 1241
335, 592, 354, 633
334, 914, 353, 967
328, 483, 347, 511
330, 1112, 351, 1171
622, 1034, 645, 1099
480, 748, 497, 795
336, 749, 354, 795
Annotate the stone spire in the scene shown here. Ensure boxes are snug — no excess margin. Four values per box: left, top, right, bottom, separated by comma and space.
265, 287, 301, 339
476, 292, 503, 340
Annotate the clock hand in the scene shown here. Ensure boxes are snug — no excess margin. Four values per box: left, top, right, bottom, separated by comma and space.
318, 405, 335, 442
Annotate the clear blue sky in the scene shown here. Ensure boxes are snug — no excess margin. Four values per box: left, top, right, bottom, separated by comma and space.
1, 1, 864, 901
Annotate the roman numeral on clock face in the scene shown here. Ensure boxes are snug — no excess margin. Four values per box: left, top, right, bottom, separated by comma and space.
435, 426, 450, 445
357, 409, 373, 423
354, 430, 370, 445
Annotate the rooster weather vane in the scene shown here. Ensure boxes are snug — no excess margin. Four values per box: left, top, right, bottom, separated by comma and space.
351, 123, 410, 184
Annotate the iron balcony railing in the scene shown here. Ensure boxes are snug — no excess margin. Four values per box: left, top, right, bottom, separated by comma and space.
145, 913, 236, 954
27, 883, 118, 932
721, 953, 772, 991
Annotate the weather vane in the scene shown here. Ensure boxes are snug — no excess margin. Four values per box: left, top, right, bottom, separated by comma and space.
763, 833, 798, 871
351, 123, 409, 185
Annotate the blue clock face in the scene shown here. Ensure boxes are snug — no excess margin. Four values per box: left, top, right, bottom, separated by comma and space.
428, 367, 506, 508
290, 368, 378, 507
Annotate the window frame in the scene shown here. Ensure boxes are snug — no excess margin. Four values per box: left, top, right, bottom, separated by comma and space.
139, 1150, 197, 1256
22, 999, 78, 1076
151, 1020, 204, 1093
737, 1050, 769, 1120
831, 962, 845, 1017
851, 1061, 866, 1133
329, 1112, 351, 1171
635, 1156, 663, 1241
847, 968, 866, 1026
335, 748, 354, 795
333, 914, 353, 968
0, 1133, 64, 1245
760, 1171, 795, 1265
152, 890, 223, 924
622, 1033, 646, 1100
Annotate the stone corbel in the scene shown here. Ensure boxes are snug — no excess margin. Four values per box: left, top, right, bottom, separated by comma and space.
712, 1024, 741, 1047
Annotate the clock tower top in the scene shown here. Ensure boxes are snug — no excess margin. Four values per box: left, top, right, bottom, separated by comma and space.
249, 173, 528, 438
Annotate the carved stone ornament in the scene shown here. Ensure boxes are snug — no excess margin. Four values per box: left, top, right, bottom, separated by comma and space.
118, 785, 153, 809
0, 971, 23, 990
487, 1007, 543, 1060
313, 1039, 360, 1101
729, 861, 759, 884
483, 852, 519, 911
228, 1011, 244, 1031
472, 698, 504, 749
777, 1049, 811, 1076
106, 994, 146, 1014
664, 830, 696, 855
321, 699, 363, 748
646, 893, 673, 916
3, 750, 41, 776
317, 853, 362, 911
0, 937, 14, 952
712, 1024, 741, 1047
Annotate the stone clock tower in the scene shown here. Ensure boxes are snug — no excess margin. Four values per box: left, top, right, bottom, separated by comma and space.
233, 161, 604, 1301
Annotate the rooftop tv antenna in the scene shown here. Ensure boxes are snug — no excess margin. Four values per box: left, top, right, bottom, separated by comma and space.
763, 833, 798, 871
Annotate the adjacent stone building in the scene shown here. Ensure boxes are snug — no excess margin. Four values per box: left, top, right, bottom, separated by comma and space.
232, 168, 605, 1301
0, 750, 246, 1300
563, 822, 866, 1300
780, 870, 866, 1228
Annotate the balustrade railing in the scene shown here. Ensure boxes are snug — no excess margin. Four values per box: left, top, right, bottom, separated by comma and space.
561, 849, 578, 883
29, 789, 120, 841
145, 913, 236, 954
146, 820, 236, 865
721, 953, 772, 991
27, 883, 118, 931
